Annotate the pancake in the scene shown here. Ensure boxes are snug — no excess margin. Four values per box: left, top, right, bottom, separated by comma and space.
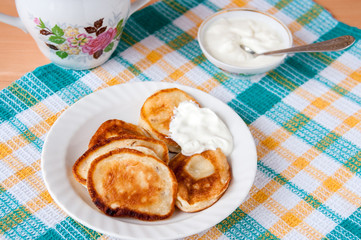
139, 88, 199, 152
169, 149, 231, 212
87, 148, 177, 220
73, 135, 169, 185
89, 119, 148, 148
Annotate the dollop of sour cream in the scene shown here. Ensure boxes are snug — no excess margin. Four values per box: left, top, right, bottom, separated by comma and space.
169, 101, 233, 156
203, 17, 287, 67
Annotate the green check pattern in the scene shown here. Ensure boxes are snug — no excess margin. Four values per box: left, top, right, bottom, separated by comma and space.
1, 0, 361, 239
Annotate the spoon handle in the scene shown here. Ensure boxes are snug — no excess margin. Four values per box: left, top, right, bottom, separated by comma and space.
262, 35, 355, 56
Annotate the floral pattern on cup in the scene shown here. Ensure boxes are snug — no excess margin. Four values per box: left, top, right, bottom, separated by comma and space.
34, 17, 124, 59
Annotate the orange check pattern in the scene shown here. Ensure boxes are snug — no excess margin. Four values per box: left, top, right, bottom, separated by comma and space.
1, 0, 361, 239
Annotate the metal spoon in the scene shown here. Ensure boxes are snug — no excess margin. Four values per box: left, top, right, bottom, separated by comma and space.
240, 35, 356, 57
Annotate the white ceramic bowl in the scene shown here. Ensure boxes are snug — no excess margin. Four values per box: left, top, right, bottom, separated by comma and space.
197, 8, 293, 75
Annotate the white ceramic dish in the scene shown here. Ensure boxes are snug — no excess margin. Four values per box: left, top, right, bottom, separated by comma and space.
41, 82, 257, 240
197, 8, 293, 75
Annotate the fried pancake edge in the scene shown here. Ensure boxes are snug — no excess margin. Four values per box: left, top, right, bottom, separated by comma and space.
88, 119, 148, 148
87, 148, 178, 221
72, 135, 169, 185
170, 149, 231, 213
138, 117, 181, 153
139, 88, 199, 153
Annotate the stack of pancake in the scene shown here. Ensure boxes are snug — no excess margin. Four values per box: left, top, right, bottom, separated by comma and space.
72, 88, 231, 221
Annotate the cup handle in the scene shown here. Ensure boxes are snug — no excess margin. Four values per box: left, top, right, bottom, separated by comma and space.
0, 13, 27, 32
129, 0, 150, 15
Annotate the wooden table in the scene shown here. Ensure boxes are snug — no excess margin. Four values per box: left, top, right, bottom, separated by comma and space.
1, 0, 360, 90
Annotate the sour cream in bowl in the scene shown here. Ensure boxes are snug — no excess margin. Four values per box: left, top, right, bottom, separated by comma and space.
197, 8, 293, 75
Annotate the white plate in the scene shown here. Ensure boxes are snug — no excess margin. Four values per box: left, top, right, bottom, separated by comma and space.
41, 82, 257, 240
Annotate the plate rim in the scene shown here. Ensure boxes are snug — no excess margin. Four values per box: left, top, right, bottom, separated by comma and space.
41, 82, 258, 239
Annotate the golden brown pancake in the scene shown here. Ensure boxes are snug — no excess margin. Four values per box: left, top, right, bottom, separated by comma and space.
73, 135, 169, 185
139, 88, 199, 152
169, 149, 231, 212
89, 119, 148, 148
87, 148, 177, 221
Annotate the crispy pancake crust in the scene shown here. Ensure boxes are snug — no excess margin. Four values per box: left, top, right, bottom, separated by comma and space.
73, 135, 169, 185
87, 148, 177, 221
139, 88, 199, 153
169, 149, 231, 212
89, 119, 148, 148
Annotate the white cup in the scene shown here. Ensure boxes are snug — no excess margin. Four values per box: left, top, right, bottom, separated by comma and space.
0, 0, 149, 70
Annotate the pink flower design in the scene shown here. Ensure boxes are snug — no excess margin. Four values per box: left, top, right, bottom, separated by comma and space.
82, 28, 116, 55
67, 34, 93, 48
34, 18, 40, 25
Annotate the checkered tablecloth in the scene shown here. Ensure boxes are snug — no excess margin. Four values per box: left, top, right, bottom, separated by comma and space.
1, 0, 361, 239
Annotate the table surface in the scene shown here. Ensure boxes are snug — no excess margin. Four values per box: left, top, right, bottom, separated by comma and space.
0, 0, 360, 90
